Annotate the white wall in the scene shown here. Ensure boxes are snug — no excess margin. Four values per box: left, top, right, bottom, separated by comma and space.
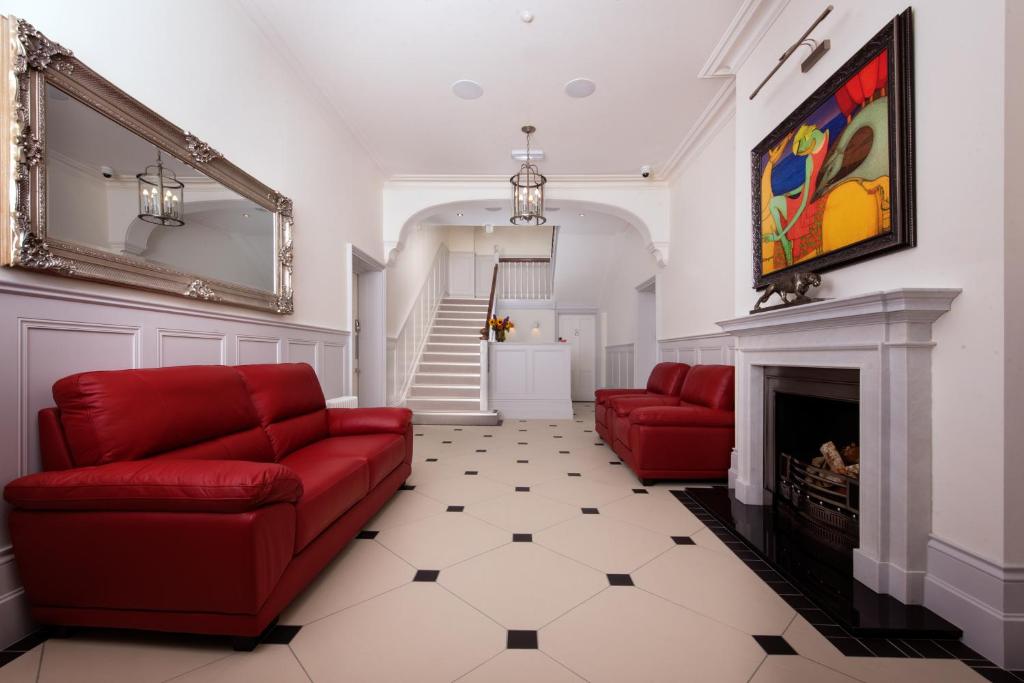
386, 226, 447, 335
492, 306, 556, 343
4, 0, 384, 330
732, 0, 1008, 566
660, 116, 736, 339
600, 228, 657, 347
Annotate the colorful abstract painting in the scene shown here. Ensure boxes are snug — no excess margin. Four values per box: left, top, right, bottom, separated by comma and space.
752, 9, 915, 289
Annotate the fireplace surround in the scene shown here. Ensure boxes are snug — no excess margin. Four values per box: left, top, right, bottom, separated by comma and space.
717, 289, 960, 605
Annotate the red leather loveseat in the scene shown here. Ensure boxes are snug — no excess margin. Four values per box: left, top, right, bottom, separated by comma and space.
3, 363, 412, 649
611, 364, 735, 485
594, 362, 690, 446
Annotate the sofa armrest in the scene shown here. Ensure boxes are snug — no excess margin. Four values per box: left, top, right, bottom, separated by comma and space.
594, 388, 647, 405
629, 405, 735, 428
609, 395, 681, 417
3, 459, 302, 513
328, 407, 413, 437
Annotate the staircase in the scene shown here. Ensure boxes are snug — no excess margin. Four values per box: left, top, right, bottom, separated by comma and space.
405, 297, 500, 425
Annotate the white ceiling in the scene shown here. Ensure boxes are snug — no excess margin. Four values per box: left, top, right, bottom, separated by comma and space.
242, 0, 742, 177
420, 200, 631, 235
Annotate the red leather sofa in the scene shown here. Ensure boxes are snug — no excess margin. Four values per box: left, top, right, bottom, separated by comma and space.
611, 364, 735, 485
594, 362, 689, 445
3, 363, 412, 649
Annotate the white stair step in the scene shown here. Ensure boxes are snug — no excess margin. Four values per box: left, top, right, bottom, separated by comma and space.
409, 384, 479, 398
442, 298, 488, 305
419, 362, 481, 374
411, 410, 500, 426
426, 342, 480, 353
432, 325, 482, 334
438, 304, 490, 311
415, 372, 480, 386
435, 312, 485, 320
406, 397, 482, 412
422, 351, 480, 363
429, 334, 483, 342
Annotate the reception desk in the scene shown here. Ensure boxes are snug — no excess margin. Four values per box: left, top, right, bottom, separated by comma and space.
487, 342, 572, 419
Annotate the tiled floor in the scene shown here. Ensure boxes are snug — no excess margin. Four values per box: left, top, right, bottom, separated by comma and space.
0, 404, 1003, 682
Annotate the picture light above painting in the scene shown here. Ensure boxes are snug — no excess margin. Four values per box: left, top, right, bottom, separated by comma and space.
0, 16, 295, 314
751, 7, 915, 290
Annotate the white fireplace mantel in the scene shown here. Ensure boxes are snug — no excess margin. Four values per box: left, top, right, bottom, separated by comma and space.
717, 288, 961, 605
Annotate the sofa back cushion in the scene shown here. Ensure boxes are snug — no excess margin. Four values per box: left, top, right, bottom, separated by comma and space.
52, 365, 273, 468
234, 363, 328, 460
678, 365, 735, 410
645, 363, 690, 396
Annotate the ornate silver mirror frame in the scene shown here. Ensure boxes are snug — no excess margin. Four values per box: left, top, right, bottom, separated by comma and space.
0, 17, 294, 314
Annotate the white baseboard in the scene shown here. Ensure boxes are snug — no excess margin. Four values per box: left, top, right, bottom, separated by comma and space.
0, 589, 32, 649
924, 535, 1024, 669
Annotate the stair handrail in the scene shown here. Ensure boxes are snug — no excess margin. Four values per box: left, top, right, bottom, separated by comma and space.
480, 262, 499, 340
388, 243, 449, 405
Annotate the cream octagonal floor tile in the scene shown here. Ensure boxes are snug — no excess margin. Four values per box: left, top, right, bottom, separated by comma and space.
581, 461, 643, 487
167, 644, 308, 683
633, 545, 795, 634
0, 647, 41, 683
749, 655, 861, 682
783, 617, 987, 682
541, 585, 766, 683
599, 491, 705, 536
364, 489, 446, 530
532, 476, 635, 507
38, 635, 228, 683
457, 649, 585, 682
414, 474, 514, 505
474, 460, 572, 487
376, 509, 510, 568
440, 542, 609, 629
280, 539, 413, 625
534, 514, 674, 573
466, 492, 581, 533
290, 582, 505, 683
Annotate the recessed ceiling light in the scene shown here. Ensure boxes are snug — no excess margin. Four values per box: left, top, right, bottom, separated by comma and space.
242, 213, 250, 218
456, 212, 464, 217
578, 212, 585, 217
520, 10, 535, 23
451, 80, 484, 100
565, 78, 597, 98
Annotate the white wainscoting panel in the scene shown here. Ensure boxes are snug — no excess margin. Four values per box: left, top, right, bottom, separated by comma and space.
0, 279, 349, 649
604, 343, 635, 388
157, 328, 226, 367
237, 335, 281, 365
488, 342, 571, 419
658, 332, 735, 366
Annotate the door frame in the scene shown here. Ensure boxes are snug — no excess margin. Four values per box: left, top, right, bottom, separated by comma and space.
347, 244, 387, 407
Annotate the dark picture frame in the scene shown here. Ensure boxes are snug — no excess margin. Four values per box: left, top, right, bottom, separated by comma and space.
751, 8, 915, 289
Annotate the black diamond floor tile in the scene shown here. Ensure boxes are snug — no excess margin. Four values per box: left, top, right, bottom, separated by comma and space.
413, 570, 440, 582
607, 573, 634, 586
512, 533, 532, 542
356, 530, 379, 540
507, 630, 538, 649
446, 505, 465, 512
399, 484, 416, 491
632, 488, 649, 494
752, 635, 797, 655
464, 471, 478, 475
581, 507, 600, 514
567, 472, 581, 477
515, 486, 530, 492
671, 536, 695, 545
425, 457, 438, 462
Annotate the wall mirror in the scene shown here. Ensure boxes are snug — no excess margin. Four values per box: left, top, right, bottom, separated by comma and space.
1, 17, 294, 313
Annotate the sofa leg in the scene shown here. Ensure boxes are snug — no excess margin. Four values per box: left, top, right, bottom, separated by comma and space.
641, 478, 657, 487
231, 617, 278, 652
45, 625, 75, 639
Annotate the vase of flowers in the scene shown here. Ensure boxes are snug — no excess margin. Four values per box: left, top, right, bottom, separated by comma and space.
488, 316, 514, 342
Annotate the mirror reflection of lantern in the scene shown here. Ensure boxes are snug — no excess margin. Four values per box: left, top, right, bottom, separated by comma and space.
136, 149, 185, 226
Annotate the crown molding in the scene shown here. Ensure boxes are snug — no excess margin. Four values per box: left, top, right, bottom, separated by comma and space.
660, 80, 736, 180
698, 0, 791, 79
386, 173, 669, 188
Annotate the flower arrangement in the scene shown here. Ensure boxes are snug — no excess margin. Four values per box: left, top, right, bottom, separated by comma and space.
488, 316, 514, 342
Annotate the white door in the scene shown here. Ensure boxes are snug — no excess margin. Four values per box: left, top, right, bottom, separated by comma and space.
558, 314, 596, 401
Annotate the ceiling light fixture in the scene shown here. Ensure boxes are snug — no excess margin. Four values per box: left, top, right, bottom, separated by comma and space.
137, 149, 184, 227
456, 211, 464, 217
510, 125, 546, 226
451, 80, 484, 100
565, 78, 597, 98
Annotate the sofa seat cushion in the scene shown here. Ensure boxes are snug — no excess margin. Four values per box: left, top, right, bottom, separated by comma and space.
608, 394, 681, 417
282, 443, 370, 552
321, 434, 407, 488
594, 388, 647, 406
